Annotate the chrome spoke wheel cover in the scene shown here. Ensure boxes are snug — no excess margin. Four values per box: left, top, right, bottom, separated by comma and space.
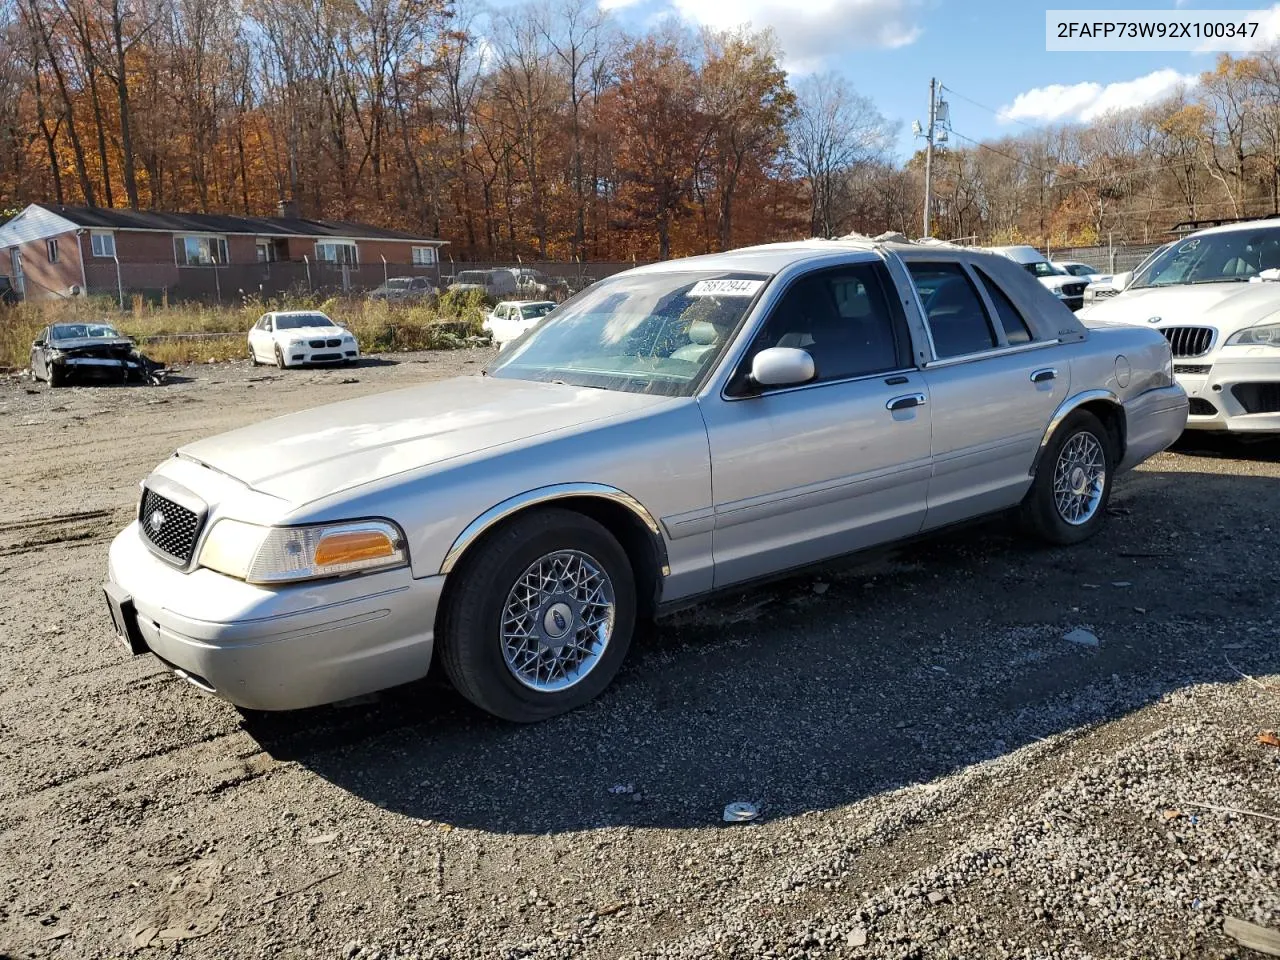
1052, 431, 1106, 526
500, 549, 615, 692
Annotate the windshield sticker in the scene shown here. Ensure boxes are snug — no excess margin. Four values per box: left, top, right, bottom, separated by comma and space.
688, 279, 765, 297
1177, 238, 1200, 254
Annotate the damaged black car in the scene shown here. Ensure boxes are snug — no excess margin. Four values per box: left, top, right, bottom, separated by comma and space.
29, 323, 165, 387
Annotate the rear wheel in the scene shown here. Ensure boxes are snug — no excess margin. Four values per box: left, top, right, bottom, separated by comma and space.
438, 508, 636, 722
1019, 409, 1113, 545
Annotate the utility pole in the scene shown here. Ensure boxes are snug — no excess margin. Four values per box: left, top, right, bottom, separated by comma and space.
923, 77, 936, 238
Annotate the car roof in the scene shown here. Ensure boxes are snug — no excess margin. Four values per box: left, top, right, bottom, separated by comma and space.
268, 309, 330, 316
496, 300, 555, 307
1188, 217, 1280, 236
625, 239, 883, 276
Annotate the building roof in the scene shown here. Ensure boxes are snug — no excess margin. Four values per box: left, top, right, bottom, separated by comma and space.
4, 203, 446, 244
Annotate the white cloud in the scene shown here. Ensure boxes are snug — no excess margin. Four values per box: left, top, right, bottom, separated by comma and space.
997, 68, 1199, 125
668, 0, 921, 72
1194, 3, 1280, 52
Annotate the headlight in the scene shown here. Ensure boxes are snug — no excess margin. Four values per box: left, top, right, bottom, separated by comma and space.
287, 338, 305, 348
198, 518, 408, 584
1227, 323, 1280, 346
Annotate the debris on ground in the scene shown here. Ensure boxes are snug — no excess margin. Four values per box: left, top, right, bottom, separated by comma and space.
1258, 731, 1280, 748
723, 801, 760, 823
1063, 627, 1100, 647
1223, 916, 1280, 957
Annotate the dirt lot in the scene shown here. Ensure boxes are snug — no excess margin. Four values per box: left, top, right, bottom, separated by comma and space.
1, 351, 1278, 960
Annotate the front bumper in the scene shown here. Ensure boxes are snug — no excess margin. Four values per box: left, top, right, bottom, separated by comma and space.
282, 343, 360, 367
106, 523, 442, 710
1174, 355, 1280, 432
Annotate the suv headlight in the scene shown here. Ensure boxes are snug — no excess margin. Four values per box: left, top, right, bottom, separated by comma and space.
1227, 323, 1280, 346
198, 519, 408, 584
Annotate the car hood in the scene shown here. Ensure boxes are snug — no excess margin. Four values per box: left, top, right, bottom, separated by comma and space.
49, 336, 135, 351
176, 376, 676, 504
1080, 282, 1280, 334
272, 326, 349, 339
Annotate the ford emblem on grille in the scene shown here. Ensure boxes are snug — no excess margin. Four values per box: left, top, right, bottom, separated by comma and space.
1147, 316, 1162, 324
148, 509, 166, 532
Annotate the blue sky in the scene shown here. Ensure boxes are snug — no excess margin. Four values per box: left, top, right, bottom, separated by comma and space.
582, 0, 1280, 156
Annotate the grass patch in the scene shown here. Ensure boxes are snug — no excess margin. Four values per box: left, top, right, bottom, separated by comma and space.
0, 290, 491, 370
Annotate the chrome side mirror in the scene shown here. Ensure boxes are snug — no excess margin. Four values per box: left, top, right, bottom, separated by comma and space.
751, 347, 815, 388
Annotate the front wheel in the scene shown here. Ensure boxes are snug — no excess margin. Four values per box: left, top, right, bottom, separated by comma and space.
1019, 409, 1113, 545
274, 345, 287, 369
438, 508, 636, 722
47, 363, 64, 388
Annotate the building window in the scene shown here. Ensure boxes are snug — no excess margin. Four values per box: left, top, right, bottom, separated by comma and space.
175, 235, 228, 266
256, 240, 277, 263
46, 238, 59, 263
90, 232, 115, 258
315, 240, 358, 265
412, 246, 437, 265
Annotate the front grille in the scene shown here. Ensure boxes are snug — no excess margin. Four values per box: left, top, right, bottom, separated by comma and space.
1232, 383, 1280, 414
309, 339, 326, 348
1092, 288, 1119, 300
138, 488, 204, 565
326, 338, 341, 347
1188, 398, 1218, 416
1175, 364, 1212, 375
1161, 326, 1215, 358
1062, 282, 1087, 297
310, 352, 342, 361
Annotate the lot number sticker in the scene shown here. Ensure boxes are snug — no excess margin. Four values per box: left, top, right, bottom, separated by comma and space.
688, 279, 765, 297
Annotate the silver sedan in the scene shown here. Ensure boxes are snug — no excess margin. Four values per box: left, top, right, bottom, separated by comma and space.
104, 240, 1188, 721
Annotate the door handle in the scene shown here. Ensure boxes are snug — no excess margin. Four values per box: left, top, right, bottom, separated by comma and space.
886, 393, 927, 411
1030, 368, 1057, 383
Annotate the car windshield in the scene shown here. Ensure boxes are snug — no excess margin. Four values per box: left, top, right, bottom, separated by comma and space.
1131, 227, 1280, 288
521, 303, 555, 319
384, 279, 413, 290
1023, 261, 1061, 278
456, 271, 488, 283
274, 313, 335, 330
51, 323, 120, 339
487, 271, 770, 397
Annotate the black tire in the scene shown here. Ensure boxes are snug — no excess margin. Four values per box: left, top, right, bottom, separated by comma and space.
250, 346, 261, 366
438, 508, 636, 722
1019, 409, 1114, 545
47, 363, 64, 388
274, 345, 287, 369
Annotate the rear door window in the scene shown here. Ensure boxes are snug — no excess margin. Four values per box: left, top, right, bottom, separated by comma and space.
907, 262, 997, 359
973, 267, 1033, 345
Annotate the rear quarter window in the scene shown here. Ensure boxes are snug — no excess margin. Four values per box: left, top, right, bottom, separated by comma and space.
973, 267, 1033, 345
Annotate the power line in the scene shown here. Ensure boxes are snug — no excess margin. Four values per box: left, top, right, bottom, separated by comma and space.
940, 84, 1044, 132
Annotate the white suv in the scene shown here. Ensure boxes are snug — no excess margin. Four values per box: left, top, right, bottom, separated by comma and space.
1081, 219, 1280, 432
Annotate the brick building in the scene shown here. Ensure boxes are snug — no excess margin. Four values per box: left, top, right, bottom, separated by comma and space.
0, 203, 449, 303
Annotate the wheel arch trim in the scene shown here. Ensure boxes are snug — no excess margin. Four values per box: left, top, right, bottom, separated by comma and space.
438, 482, 670, 577
1031, 389, 1124, 475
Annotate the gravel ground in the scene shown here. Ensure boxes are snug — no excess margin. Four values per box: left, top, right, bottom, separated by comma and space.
1, 352, 1278, 960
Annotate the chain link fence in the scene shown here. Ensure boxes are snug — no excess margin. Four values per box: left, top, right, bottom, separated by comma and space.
72, 258, 647, 307
1045, 244, 1164, 274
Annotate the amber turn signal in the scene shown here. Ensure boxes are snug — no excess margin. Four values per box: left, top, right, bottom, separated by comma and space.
314, 529, 398, 567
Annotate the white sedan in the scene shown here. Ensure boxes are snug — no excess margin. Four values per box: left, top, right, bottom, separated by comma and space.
248, 311, 359, 368
484, 300, 556, 347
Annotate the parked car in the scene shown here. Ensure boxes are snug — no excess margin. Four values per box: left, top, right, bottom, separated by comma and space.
248, 310, 359, 368
1081, 219, 1280, 433
1082, 242, 1174, 304
508, 268, 569, 299
30, 322, 160, 386
368, 276, 437, 302
448, 269, 518, 300
1053, 260, 1102, 280
988, 245, 1089, 310
484, 300, 557, 347
104, 240, 1186, 721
